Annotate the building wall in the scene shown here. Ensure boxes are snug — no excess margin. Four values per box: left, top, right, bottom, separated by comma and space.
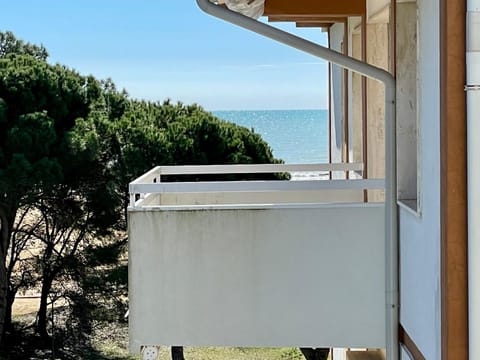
366, 22, 389, 201
327, 2, 443, 354
348, 18, 364, 172
396, 1, 418, 202
331, 17, 390, 187
330, 23, 346, 171
398, 0, 441, 359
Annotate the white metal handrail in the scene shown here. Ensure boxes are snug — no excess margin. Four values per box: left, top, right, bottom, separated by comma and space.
130, 162, 364, 185
128, 163, 382, 208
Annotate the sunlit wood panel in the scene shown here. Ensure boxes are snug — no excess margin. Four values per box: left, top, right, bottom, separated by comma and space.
264, 0, 366, 17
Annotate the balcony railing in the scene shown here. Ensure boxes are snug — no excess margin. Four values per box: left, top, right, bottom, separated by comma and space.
129, 163, 384, 209
128, 163, 387, 353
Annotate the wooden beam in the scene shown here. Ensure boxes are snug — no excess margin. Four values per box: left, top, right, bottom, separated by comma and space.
399, 326, 426, 360
296, 22, 334, 28
440, 0, 468, 358
268, 15, 348, 23
264, 0, 366, 17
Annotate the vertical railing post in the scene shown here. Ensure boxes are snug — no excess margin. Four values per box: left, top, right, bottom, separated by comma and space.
384, 81, 398, 360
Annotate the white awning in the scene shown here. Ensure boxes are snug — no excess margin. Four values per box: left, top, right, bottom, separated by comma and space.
209, 0, 265, 19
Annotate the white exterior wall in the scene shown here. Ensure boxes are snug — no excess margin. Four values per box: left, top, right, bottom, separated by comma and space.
129, 205, 386, 353
399, 0, 441, 359
349, 19, 364, 169
330, 23, 345, 169
366, 22, 389, 202
396, 1, 418, 202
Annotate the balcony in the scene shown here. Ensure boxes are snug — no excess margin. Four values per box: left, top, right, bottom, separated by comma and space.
128, 163, 387, 353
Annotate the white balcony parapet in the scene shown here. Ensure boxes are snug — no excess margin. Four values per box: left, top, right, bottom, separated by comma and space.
128, 163, 387, 353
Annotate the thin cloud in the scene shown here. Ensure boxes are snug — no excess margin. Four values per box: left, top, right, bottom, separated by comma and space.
221, 61, 327, 70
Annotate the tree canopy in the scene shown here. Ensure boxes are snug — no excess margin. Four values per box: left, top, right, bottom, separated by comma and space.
0, 31, 48, 60
0, 31, 282, 356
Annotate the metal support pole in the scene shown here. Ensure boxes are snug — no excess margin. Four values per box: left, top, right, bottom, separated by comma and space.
195, 1, 398, 359
467, 1, 480, 359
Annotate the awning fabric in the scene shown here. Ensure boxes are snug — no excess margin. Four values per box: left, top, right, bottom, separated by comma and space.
210, 0, 265, 19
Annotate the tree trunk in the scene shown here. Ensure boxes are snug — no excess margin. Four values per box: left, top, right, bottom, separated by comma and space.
37, 274, 54, 339
0, 208, 11, 344
300, 348, 330, 360
0, 262, 6, 343
171, 346, 185, 360
4, 287, 16, 334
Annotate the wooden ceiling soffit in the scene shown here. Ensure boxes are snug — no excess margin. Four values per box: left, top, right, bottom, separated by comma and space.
268, 15, 348, 23
296, 22, 335, 28
264, 0, 366, 17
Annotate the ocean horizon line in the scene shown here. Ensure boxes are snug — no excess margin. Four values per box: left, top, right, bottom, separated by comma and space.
210, 108, 329, 112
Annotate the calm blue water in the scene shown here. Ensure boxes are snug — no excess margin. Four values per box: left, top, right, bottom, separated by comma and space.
213, 109, 329, 164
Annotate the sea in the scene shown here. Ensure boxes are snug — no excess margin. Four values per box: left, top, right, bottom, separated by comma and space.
213, 109, 329, 164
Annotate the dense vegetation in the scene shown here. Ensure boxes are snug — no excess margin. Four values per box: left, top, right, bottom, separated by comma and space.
0, 31, 286, 359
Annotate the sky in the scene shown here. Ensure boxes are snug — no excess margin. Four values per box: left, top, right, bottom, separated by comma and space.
0, 1, 329, 110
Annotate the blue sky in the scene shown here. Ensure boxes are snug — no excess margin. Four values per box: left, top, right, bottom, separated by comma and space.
0, 1, 329, 110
